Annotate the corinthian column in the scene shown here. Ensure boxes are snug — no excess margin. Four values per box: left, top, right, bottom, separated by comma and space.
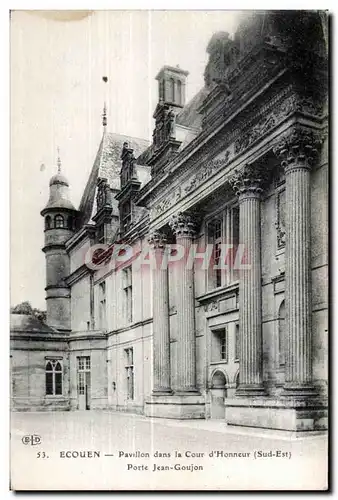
231, 164, 265, 396
274, 127, 321, 397
148, 230, 172, 394
169, 213, 198, 393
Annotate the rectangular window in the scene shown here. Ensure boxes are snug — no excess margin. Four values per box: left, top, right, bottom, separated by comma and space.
235, 323, 240, 362
123, 266, 133, 323
212, 328, 228, 363
124, 348, 134, 400
207, 205, 239, 291
99, 281, 107, 331
121, 201, 131, 233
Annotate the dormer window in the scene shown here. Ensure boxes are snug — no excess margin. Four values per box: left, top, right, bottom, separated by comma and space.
121, 201, 131, 233
55, 214, 64, 228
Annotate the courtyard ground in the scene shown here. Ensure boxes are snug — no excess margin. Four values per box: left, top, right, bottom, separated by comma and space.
10, 410, 328, 491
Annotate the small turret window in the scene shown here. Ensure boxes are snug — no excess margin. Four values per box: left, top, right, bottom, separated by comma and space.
45, 215, 52, 230
55, 214, 64, 228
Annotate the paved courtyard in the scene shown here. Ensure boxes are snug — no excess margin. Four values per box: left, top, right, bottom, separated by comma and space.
11, 411, 328, 491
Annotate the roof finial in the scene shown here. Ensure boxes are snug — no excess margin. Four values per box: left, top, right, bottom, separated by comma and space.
57, 146, 61, 174
102, 76, 108, 129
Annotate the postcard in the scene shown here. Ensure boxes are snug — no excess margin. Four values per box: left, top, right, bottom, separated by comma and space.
10, 9, 329, 491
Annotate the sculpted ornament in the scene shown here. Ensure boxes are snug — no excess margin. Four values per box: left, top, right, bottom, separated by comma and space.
169, 212, 197, 238
229, 164, 265, 197
273, 126, 322, 171
148, 230, 168, 249
184, 151, 231, 194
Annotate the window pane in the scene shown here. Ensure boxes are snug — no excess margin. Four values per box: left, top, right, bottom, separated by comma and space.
46, 361, 53, 371
46, 372, 53, 395
55, 362, 62, 372
55, 373, 62, 395
85, 357, 91, 370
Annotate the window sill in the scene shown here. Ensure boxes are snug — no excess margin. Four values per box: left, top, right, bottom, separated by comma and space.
45, 395, 65, 399
210, 360, 228, 365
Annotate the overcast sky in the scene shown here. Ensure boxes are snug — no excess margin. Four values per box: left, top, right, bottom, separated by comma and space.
11, 10, 241, 309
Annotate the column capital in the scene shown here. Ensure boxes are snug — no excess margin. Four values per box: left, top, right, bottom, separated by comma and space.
169, 212, 197, 239
148, 230, 167, 249
229, 164, 264, 200
273, 126, 322, 173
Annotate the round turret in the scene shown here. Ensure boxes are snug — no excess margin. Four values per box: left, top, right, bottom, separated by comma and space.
40, 155, 77, 332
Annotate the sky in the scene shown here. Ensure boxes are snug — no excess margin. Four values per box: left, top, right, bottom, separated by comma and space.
11, 10, 241, 310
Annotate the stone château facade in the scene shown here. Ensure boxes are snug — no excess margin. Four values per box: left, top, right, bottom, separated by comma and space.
10, 11, 328, 432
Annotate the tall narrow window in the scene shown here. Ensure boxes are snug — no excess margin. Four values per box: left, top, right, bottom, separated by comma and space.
45, 359, 63, 396
123, 266, 133, 323
124, 348, 134, 400
168, 77, 175, 102
235, 323, 240, 362
207, 205, 239, 291
54, 214, 64, 228
212, 328, 228, 363
278, 301, 286, 366
121, 201, 131, 233
45, 215, 51, 230
99, 281, 107, 331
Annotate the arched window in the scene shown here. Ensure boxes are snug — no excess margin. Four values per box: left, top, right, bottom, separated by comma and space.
54, 214, 64, 228
177, 80, 182, 105
168, 78, 175, 102
278, 301, 286, 366
45, 215, 51, 230
45, 359, 63, 395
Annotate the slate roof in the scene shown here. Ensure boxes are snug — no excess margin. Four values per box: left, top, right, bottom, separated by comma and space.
176, 87, 209, 130
78, 132, 149, 226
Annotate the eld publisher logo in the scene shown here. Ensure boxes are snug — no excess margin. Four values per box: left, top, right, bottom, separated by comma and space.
22, 434, 41, 446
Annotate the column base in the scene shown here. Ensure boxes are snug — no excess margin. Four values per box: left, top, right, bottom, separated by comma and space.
236, 384, 265, 397
225, 396, 328, 433
281, 383, 319, 399
152, 388, 173, 396
145, 393, 205, 419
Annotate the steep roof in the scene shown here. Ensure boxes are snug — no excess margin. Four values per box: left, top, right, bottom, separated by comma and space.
176, 87, 209, 130
10, 313, 58, 335
78, 132, 149, 226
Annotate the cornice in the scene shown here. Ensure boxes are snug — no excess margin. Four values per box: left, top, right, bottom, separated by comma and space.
65, 263, 92, 287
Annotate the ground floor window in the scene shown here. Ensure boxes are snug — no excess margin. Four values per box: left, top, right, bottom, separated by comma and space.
124, 348, 134, 400
45, 359, 62, 395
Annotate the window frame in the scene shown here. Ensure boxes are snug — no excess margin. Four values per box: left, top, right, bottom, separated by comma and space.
45, 359, 63, 396
54, 214, 65, 229
206, 202, 239, 291
124, 347, 134, 400
122, 266, 133, 324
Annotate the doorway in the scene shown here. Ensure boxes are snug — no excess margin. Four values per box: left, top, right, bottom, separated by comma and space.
77, 356, 91, 410
210, 370, 227, 419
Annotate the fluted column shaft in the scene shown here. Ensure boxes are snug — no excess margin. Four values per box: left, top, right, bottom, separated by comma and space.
274, 127, 320, 397
149, 232, 172, 394
231, 165, 265, 396
284, 164, 312, 390
170, 213, 198, 393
